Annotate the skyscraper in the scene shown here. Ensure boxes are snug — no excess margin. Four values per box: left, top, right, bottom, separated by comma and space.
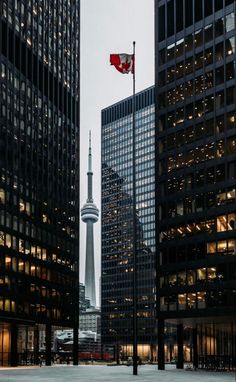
81, 133, 99, 308
101, 87, 156, 361
0, 0, 80, 366
155, 0, 236, 370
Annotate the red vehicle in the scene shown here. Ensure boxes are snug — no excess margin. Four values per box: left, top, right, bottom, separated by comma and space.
79, 352, 113, 361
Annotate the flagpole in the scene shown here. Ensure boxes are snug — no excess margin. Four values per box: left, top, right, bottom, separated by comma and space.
132, 40, 138, 376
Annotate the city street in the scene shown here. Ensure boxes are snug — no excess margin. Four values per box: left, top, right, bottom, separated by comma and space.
0, 364, 235, 382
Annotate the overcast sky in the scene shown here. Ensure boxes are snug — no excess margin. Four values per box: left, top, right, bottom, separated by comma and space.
80, 0, 154, 306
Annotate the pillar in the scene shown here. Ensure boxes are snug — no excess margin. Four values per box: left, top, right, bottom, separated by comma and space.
10, 323, 18, 367
150, 343, 154, 363
158, 319, 165, 370
45, 324, 51, 366
177, 324, 184, 369
192, 327, 198, 368
116, 343, 120, 364
73, 325, 79, 365
34, 326, 39, 365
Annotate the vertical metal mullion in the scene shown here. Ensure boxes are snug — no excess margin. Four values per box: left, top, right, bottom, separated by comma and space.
63, 0, 66, 220
61, 1, 64, 218
56, 0, 59, 227
5, 0, 9, 213
68, 3, 72, 242
46, 0, 49, 250
51, 0, 55, 257
35, 0, 39, 225
56, 0, 60, 227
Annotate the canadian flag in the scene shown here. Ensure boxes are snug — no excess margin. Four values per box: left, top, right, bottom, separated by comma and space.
110, 53, 134, 74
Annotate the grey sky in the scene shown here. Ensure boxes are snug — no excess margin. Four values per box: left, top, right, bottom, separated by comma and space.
80, 0, 154, 306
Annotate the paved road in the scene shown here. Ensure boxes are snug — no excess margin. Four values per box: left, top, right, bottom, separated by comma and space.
0, 364, 235, 382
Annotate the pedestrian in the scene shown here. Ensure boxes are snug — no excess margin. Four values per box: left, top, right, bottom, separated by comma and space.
38, 356, 42, 367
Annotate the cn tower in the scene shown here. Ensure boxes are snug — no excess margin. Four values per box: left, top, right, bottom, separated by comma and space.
81, 131, 99, 308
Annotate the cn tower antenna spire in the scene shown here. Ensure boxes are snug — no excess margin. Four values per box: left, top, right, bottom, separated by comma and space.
81, 131, 99, 308
87, 131, 93, 202
88, 130, 92, 175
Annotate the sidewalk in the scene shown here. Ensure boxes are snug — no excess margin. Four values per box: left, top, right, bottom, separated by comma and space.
0, 364, 235, 382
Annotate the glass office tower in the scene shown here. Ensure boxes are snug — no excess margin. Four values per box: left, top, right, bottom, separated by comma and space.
155, 0, 236, 370
101, 87, 156, 361
0, 0, 80, 366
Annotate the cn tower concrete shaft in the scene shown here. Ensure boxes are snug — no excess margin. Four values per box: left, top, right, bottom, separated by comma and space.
81, 132, 99, 308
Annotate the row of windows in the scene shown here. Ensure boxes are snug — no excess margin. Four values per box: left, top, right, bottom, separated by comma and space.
0, 296, 66, 320
160, 263, 235, 288
103, 132, 155, 158
102, 92, 154, 125
160, 213, 236, 242
159, 112, 235, 151
159, 38, 235, 87
0, 207, 76, 240
0, 275, 72, 301
158, 8, 235, 52
106, 311, 154, 319
160, 136, 236, 174
0, 181, 76, 224
159, 61, 235, 108
102, 209, 155, 221
0, 230, 75, 264
160, 239, 235, 264
0, 254, 75, 286
159, 86, 235, 130
160, 187, 236, 219
160, 289, 236, 311
160, 164, 235, 196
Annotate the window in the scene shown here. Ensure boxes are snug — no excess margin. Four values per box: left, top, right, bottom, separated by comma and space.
195, 0, 203, 22
226, 12, 235, 32
205, 1, 213, 17
0, 189, 5, 204
167, 0, 174, 37
197, 292, 206, 309
178, 294, 186, 310
176, 0, 183, 32
158, 5, 165, 42
197, 268, 206, 283
185, 0, 193, 27
217, 214, 235, 232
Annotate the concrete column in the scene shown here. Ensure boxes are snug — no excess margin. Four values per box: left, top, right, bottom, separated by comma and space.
34, 326, 39, 365
158, 319, 165, 370
116, 343, 120, 365
177, 324, 184, 369
192, 327, 198, 368
45, 324, 51, 366
73, 325, 78, 365
10, 323, 18, 366
150, 343, 154, 363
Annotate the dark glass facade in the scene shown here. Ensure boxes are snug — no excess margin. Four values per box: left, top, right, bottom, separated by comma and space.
0, 0, 80, 366
155, 0, 236, 368
101, 87, 157, 360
